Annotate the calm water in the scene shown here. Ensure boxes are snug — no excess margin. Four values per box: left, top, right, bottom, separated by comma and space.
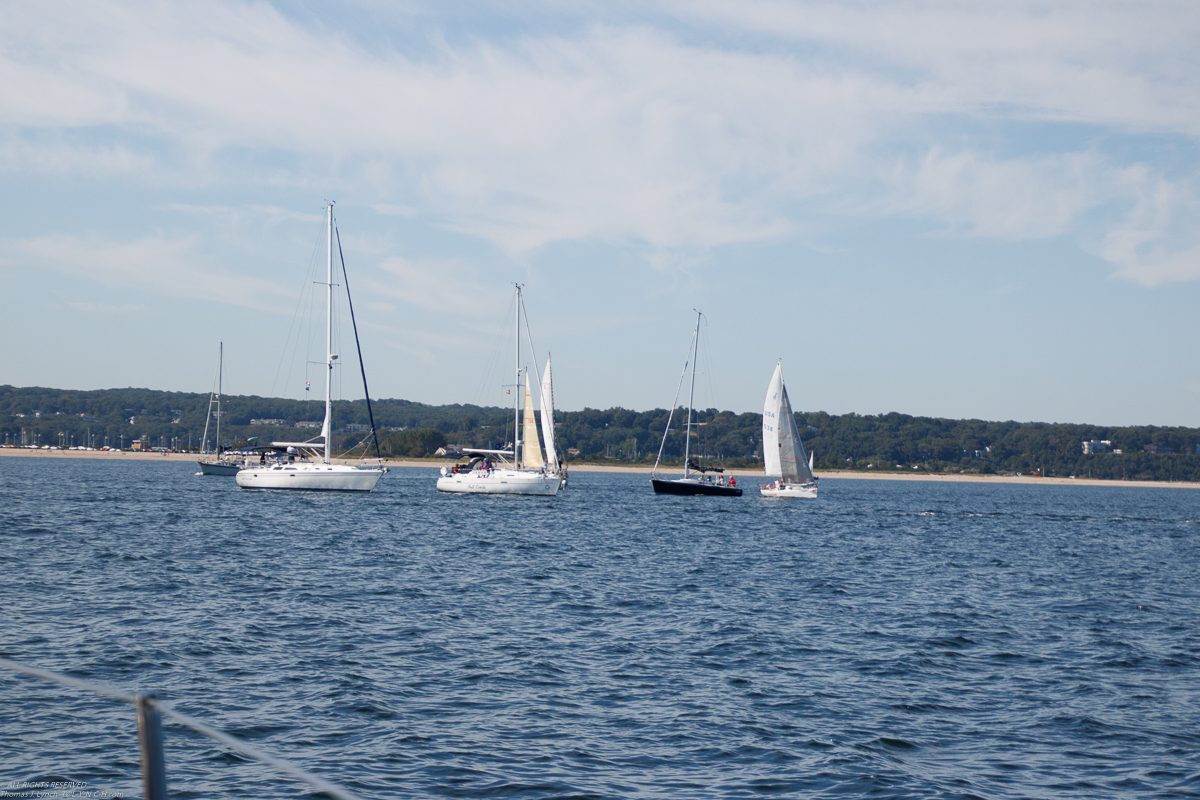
2, 457, 1199, 799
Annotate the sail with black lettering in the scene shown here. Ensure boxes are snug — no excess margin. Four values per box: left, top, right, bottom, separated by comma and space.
761, 362, 817, 497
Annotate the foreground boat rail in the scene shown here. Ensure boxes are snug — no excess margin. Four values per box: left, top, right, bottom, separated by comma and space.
0, 657, 364, 800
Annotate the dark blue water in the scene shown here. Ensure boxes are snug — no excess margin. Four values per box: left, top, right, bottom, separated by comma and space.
2, 457, 1199, 799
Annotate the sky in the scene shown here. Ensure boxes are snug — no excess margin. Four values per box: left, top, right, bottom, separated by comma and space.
3, 0, 1199, 427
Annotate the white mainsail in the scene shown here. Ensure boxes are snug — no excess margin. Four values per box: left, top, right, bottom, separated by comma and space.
539, 355, 558, 471
763, 362, 814, 483
522, 369, 544, 469
763, 364, 784, 477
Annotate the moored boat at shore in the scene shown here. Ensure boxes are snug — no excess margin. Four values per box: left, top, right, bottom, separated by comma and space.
197, 342, 237, 475
650, 311, 742, 497
436, 285, 560, 497
235, 202, 385, 493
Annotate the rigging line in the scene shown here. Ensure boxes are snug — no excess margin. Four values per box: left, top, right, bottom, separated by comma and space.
201, 346, 221, 454
519, 294, 543, 387
473, 292, 517, 408
335, 224, 383, 463
699, 313, 720, 417
652, 322, 698, 476
270, 224, 324, 398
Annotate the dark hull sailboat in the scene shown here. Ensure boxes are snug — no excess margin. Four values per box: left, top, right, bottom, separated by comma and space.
651, 477, 742, 496
649, 312, 742, 498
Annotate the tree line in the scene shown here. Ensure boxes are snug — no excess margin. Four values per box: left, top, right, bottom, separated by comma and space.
3, 385, 1199, 481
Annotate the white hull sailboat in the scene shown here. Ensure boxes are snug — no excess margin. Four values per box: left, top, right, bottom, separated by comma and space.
650, 311, 742, 497
236, 203, 386, 493
236, 461, 385, 492
436, 462, 561, 496
761, 361, 817, 498
437, 285, 561, 497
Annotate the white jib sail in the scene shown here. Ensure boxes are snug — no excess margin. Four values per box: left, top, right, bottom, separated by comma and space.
777, 376, 814, 483
522, 368, 544, 469
539, 355, 558, 471
763, 363, 784, 477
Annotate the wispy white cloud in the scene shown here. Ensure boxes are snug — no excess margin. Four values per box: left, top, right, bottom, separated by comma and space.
12, 233, 294, 311
883, 148, 1108, 240
0, 136, 154, 176
368, 256, 500, 320
67, 301, 147, 314
670, 0, 1200, 133
1099, 170, 1200, 285
1, 0, 1199, 284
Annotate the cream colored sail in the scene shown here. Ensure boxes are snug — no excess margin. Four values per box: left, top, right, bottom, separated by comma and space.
539, 355, 558, 471
522, 368, 544, 469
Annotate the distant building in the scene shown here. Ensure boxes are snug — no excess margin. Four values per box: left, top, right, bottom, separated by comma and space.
567, 447, 580, 456
1082, 439, 1112, 454
251, 419, 287, 426
344, 424, 371, 432
295, 421, 322, 428
1143, 445, 1176, 454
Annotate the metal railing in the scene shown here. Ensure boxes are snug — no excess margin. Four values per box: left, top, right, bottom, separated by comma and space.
0, 657, 365, 800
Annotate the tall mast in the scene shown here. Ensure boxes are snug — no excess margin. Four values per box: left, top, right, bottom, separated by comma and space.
323, 202, 334, 465
216, 341, 222, 453
684, 310, 700, 478
514, 284, 522, 465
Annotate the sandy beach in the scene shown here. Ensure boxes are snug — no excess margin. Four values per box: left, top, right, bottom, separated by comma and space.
4, 447, 1198, 489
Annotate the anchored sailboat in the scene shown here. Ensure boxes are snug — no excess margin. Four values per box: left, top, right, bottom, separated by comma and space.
436, 285, 561, 496
760, 361, 817, 498
650, 311, 742, 497
197, 342, 240, 476
235, 203, 386, 492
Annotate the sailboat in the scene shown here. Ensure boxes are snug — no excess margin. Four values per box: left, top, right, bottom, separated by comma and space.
760, 361, 818, 498
436, 285, 561, 496
235, 203, 387, 492
541, 355, 567, 489
197, 342, 240, 476
650, 311, 742, 497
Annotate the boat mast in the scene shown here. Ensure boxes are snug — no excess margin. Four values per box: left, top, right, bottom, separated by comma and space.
324, 202, 334, 465
514, 284, 522, 466
216, 341, 222, 454
683, 310, 700, 479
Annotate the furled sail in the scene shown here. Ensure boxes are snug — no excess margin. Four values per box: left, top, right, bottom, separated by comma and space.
320, 398, 332, 445
539, 355, 558, 471
522, 368, 544, 469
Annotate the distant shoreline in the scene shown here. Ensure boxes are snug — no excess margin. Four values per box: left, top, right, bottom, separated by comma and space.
3, 447, 1198, 489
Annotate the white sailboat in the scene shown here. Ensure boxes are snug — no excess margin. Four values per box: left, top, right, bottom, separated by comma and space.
650, 311, 742, 497
235, 203, 386, 493
197, 342, 240, 476
436, 285, 561, 496
760, 361, 818, 498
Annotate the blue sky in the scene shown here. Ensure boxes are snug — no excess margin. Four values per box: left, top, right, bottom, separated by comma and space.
3, 0, 1199, 426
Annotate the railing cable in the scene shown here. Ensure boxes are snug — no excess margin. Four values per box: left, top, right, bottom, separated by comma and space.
0, 657, 366, 800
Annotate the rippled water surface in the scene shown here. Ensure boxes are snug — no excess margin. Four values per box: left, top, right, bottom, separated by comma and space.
3, 456, 1200, 799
